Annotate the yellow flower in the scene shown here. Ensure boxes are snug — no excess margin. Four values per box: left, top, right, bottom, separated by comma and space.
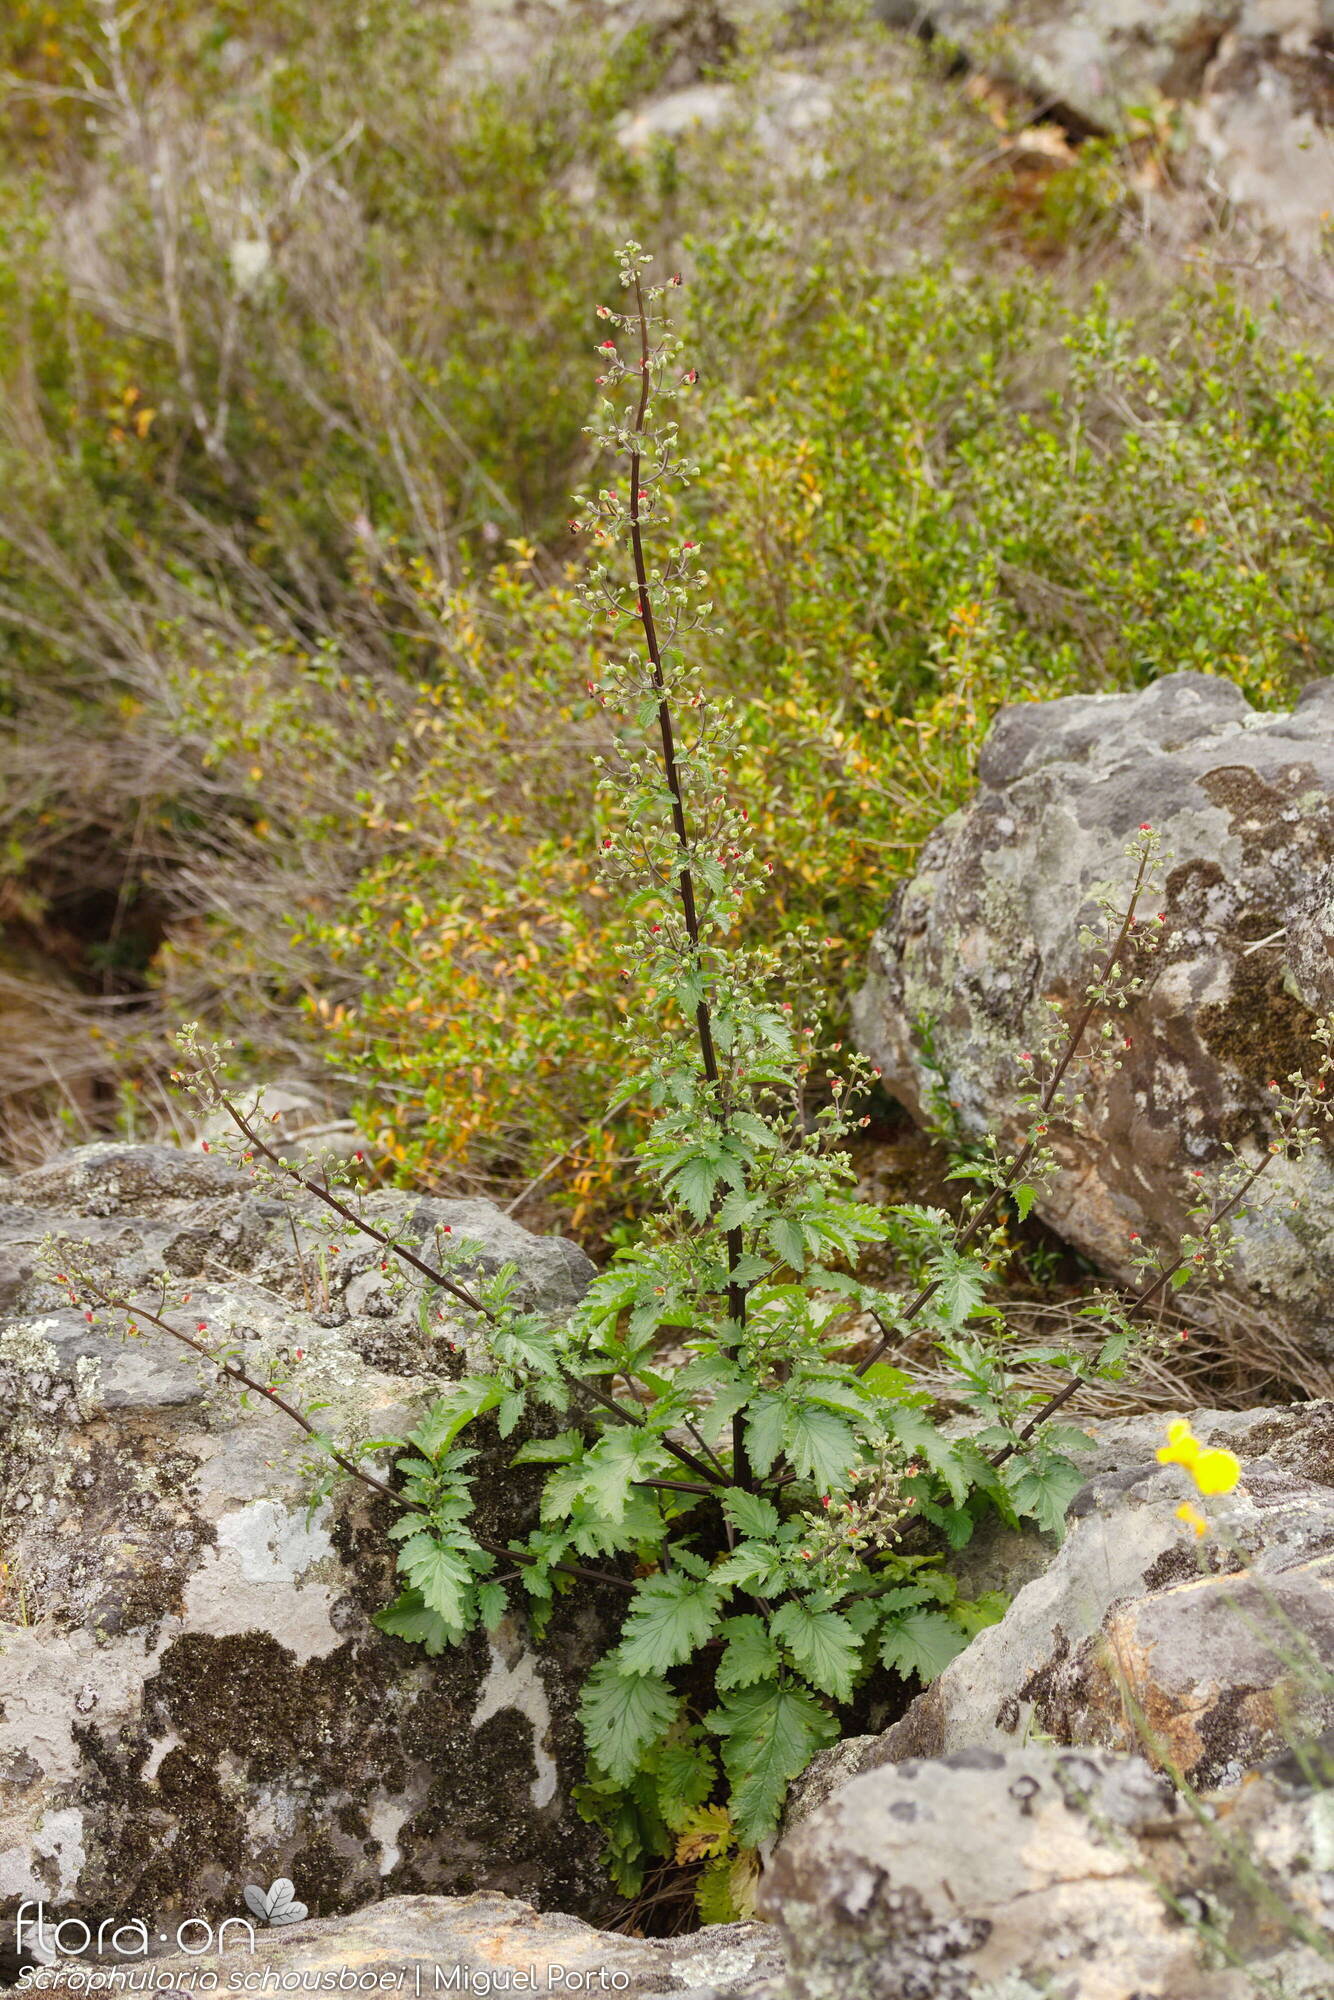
1176, 1501, 1209, 1538
1156, 1420, 1241, 1496
1156, 1418, 1199, 1469
1192, 1447, 1241, 1495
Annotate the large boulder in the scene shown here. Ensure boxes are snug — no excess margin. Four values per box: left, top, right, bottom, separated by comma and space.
853, 672, 1334, 1369
790, 1403, 1334, 1799
767, 1741, 1334, 2000
0, 1145, 617, 1939
881, 2, 1334, 254
19, 1891, 785, 1996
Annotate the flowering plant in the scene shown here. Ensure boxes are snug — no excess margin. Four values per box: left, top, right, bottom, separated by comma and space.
49, 249, 1334, 1923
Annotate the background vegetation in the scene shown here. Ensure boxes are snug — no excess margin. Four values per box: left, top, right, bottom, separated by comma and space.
1, 0, 1331, 1232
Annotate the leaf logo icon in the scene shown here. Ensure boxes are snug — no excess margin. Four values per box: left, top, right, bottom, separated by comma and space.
243, 1879, 308, 1927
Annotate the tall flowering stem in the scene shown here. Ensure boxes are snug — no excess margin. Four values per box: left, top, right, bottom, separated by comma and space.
574, 247, 772, 1484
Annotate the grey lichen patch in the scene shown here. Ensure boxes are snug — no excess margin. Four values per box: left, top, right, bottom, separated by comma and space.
0, 1317, 61, 1377
72, 1355, 104, 1423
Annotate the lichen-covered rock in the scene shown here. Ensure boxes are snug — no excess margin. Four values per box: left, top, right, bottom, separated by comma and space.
796, 1403, 1334, 1787
1048, 1553, 1334, 1788
0, 1145, 616, 1936
853, 673, 1334, 1365
21, 1891, 785, 1997
883, 2, 1334, 254
765, 1742, 1334, 2000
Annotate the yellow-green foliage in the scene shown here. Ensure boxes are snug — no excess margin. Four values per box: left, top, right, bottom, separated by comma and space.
166, 262, 1332, 1227
1, 2, 1331, 1211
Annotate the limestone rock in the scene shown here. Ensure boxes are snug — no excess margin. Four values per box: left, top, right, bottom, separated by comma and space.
0, 1145, 614, 1935
853, 673, 1334, 1367
615, 69, 834, 172
885, 3, 1334, 254
1045, 1553, 1334, 1787
766, 1743, 1334, 2000
18, 1891, 786, 1997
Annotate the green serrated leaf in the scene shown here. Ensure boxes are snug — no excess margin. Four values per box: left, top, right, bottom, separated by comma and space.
859, 1362, 931, 1406
669, 1152, 723, 1224
890, 1406, 972, 1505
769, 1216, 810, 1272
931, 1249, 989, 1327
655, 1736, 718, 1832
716, 1614, 781, 1691
617, 1572, 721, 1674
396, 1533, 474, 1632
407, 1378, 505, 1457
477, 1581, 509, 1631
784, 1404, 857, 1490
716, 1188, 767, 1230
1006, 1452, 1085, 1539
914, 1499, 976, 1550
721, 1489, 781, 1541
878, 1608, 969, 1684
511, 1430, 584, 1466
744, 1393, 786, 1477
371, 1589, 456, 1657
712, 1541, 785, 1593
695, 1854, 740, 1926
575, 1427, 658, 1525
580, 1660, 680, 1785
954, 1590, 1008, 1638
706, 1680, 840, 1846
771, 1601, 861, 1703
